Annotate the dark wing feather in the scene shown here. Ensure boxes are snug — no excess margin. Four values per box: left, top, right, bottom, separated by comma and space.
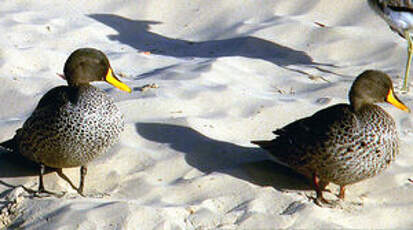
1, 86, 75, 153
251, 104, 354, 164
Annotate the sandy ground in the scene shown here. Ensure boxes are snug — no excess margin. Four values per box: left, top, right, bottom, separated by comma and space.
0, 0, 413, 229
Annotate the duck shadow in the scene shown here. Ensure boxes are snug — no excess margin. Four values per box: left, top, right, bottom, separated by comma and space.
0, 147, 57, 189
89, 14, 336, 72
135, 122, 311, 191
0, 150, 39, 178
0, 148, 39, 195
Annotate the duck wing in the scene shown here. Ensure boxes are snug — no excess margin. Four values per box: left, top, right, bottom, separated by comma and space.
0, 86, 75, 153
252, 104, 357, 167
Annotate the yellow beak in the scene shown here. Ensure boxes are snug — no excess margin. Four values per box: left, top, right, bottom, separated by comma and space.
105, 68, 132, 93
386, 89, 410, 112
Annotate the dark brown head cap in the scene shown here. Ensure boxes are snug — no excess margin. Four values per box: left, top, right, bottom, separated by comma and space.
63, 48, 110, 86
63, 48, 131, 92
349, 70, 409, 112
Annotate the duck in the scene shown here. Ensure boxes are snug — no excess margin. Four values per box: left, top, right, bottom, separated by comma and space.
252, 70, 410, 205
1, 48, 131, 195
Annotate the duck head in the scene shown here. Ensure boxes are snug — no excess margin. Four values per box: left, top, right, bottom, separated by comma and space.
62, 48, 131, 93
349, 70, 409, 112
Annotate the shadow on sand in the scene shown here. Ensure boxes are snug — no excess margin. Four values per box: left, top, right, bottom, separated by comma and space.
0, 149, 38, 196
0, 148, 59, 195
89, 14, 336, 73
0, 150, 38, 178
136, 122, 311, 191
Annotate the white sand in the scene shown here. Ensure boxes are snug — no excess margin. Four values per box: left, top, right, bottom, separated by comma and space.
0, 0, 413, 229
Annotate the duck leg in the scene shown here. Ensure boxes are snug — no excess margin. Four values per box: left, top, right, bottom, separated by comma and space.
55, 168, 81, 194
55, 167, 87, 196
312, 172, 330, 205
338, 185, 346, 199
38, 164, 46, 192
78, 166, 87, 194
30, 164, 65, 197
402, 31, 413, 92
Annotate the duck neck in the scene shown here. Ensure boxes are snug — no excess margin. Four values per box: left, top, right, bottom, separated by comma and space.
68, 80, 91, 88
350, 98, 364, 113
66, 84, 85, 105
349, 87, 372, 113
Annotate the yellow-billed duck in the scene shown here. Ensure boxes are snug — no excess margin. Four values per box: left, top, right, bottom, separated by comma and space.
1, 48, 131, 195
252, 70, 410, 205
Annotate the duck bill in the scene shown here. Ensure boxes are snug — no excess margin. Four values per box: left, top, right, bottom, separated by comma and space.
386, 89, 410, 112
105, 68, 132, 93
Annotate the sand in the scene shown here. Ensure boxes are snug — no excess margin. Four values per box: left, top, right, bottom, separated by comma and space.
0, 0, 412, 229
